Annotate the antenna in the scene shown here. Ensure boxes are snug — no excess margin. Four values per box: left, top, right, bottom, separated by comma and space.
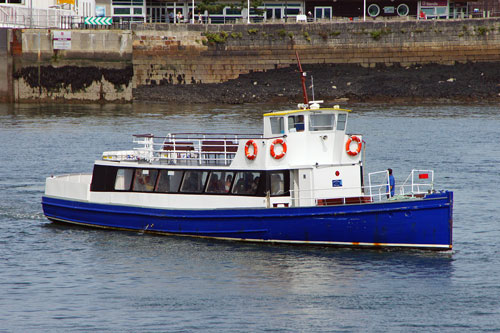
295, 51, 309, 106
311, 75, 315, 101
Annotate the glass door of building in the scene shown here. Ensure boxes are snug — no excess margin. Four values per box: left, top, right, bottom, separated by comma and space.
314, 7, 332, 20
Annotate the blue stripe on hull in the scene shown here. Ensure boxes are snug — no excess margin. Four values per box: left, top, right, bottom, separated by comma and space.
41, 191, 453, 250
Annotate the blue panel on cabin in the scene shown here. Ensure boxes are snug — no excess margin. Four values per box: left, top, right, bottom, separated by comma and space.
332, 179, 342, 187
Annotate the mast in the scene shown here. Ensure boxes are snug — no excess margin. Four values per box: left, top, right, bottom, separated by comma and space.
295, 51, 309, 106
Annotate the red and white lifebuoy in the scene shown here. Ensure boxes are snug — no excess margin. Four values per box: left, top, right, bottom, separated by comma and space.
345, 135, 362, 156
270, 138, 287, 159
245, 140, 258, 160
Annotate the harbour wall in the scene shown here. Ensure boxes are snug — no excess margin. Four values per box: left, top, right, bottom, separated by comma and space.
0, 29, 13, 103
3, 18, 500, 102
9, 29, 134, 103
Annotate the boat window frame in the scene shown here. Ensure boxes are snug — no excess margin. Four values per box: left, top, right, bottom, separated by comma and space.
309, 113, 335, 132
91, 166, 289, 198
231, 171, 263, 195
114, 168, 134, 191
132, 168, 159, 192
288, 114, 305, 132
270, 116, 285, 135
267, 170, 290, 197
337, 113, 347, 131
179, 170, 210, 193
155, 169, 184, 193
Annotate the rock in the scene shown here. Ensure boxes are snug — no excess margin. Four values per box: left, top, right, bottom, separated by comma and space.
447, 78, 456, 82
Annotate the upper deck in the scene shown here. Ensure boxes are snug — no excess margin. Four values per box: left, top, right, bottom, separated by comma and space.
99, 106, 361, 170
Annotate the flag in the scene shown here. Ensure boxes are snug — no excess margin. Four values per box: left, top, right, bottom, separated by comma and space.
419, 173, 429, 179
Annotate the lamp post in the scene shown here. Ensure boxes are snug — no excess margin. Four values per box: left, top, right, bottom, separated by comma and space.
29, 0, 33, 28
363, 0, 366, 21
192, 0, 195, 23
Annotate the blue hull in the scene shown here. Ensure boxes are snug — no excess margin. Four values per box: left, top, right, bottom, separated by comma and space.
41, 191, 453, 250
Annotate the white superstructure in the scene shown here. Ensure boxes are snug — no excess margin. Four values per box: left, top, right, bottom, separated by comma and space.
45, 105, 373, 210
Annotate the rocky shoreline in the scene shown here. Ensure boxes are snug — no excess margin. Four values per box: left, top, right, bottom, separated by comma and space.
133, 62, 500, 104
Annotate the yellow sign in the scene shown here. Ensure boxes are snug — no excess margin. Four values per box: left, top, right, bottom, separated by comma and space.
57, 0, 75, 5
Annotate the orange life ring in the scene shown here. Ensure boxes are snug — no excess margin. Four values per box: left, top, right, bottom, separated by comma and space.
346, 136, 362, 156
245, 140, 258, 160
270, 138, 287, 159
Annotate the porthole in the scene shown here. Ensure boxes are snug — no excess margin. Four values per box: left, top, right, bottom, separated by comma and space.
397, 4, 409, 16
367, 4, 380, 17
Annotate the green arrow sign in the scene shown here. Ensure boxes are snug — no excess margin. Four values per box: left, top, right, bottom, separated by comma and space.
84, 17, 112, 25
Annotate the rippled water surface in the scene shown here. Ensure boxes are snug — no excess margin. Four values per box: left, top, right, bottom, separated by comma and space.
1, 102, 499, 332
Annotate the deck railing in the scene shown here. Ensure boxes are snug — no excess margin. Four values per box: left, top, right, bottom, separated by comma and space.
102, 133, 263, 166
289, 169, 436, 207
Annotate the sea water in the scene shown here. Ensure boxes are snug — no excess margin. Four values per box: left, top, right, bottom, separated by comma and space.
0, 102, 499, 331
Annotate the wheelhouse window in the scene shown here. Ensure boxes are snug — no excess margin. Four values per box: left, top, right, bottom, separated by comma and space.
270, 117, 285, 135
132, 169, 158, 192
337, 113, 347, 131
309, 113, 335, 131
180, 170, 208, 193
156, 170, 183, 193
232, 171, 261, 195
288, 115, 305, 132
114, 168, 134, 191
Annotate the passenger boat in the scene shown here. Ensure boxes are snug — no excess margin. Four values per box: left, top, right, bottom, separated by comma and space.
41, 57, 453, 251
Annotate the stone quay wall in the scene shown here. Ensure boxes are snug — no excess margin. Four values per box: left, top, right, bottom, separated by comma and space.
9, 29, 133, 102
0, 29, 13, 103
2, 18, 500, 102
133, 18, 500, 87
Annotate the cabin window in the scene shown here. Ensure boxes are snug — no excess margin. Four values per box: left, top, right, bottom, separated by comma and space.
337, 113, 347, 131
309, 114, 335, 131
270, 171, 286, 196
132, 169, 158, 192
232, 171, 261, 195
114, 168, 134, 191
206, 171, 234, 194
90, 165, 118, 191
270, 117, 285, 135
156, 170, 183, 193
288, 115, 305, 132
180, 170, 209, 193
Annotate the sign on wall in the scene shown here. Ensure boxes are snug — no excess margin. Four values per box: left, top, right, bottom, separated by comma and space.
84, 17, 112, 25
53, 30, 71, 50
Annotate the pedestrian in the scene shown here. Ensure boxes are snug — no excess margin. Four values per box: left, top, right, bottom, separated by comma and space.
387, 168, 395, 198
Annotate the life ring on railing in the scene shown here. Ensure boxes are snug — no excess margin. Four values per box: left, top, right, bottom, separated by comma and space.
245, 140, 258, 160
345, 135, 362, 156
270, 138, 287, 159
